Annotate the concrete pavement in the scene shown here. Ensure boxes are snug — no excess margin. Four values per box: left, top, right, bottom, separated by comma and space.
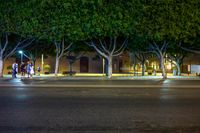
2, 73, 200, 80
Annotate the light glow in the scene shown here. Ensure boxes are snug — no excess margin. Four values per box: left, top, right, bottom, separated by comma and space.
19, 50, 23, 54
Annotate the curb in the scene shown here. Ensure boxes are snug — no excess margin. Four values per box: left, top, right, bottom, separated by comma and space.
0, 84, 200, 88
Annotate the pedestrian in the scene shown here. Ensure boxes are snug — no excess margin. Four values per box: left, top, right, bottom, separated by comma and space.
30, 62, 34, 78
27, 62, 31, 78
37, 66, 41, 76
12, 62, 18, 78
20, 61, 26, 78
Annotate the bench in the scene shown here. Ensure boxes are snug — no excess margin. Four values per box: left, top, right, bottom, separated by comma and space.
62, 71, 76, 76
196, 73, 200, 76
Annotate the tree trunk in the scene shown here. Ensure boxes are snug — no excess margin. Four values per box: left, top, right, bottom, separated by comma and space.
0, 58, 4, 78
176, 62, 181, 76
107, 57, 112, 78
129, 52, 137, 76
160, 56, 167, 79
133, 55, 137, 76
33, 60, 36, 75
142, 61, 145, 76
55, 57, 60, 76
134, 63, 136, 76
105, 59, 108, 76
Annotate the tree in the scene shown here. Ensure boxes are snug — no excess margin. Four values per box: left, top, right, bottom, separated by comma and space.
0, 1, 39, 77
149, 41, 169, 78
24, 40, 53, 73
66, 42, 89, 74
2, 0, 141, 78
0, 34, 34, 77
82, 0, 141, 78
166, 43, 188, 76
167, 53, 186, 76
136, 0, 200, 79
54, 39, 72, 76
25, 0, 84, 76
129, 52, 138, 76
86, 37, 128, 78
128, 33, 149, 76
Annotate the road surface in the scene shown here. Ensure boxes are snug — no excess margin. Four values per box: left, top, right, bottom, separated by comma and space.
0, 79, 199, 133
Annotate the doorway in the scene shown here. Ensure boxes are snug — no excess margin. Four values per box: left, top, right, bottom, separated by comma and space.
80, 57, 89, 73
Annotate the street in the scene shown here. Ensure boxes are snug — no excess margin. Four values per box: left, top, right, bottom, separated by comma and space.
0, 79, 200, 133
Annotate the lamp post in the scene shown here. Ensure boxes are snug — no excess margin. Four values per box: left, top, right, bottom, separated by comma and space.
19, 50, 23, 63
103, 58, 105, 76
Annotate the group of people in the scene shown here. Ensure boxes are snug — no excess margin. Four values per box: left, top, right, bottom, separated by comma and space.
12, 61, 41, 79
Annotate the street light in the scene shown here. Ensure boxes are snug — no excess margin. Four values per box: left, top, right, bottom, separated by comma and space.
19, 50, 23, 63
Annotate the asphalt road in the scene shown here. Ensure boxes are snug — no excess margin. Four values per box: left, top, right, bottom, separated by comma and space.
0, 79, 200, 133
0, 78, 200, 88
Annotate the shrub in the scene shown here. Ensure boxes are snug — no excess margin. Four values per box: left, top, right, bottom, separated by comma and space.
7, 65, 12, 70
147, 66, 153, 75
7, 65, 12, 74
44, 65, 50, 72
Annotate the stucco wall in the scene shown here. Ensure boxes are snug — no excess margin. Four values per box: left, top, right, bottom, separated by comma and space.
3, 53, 200, 75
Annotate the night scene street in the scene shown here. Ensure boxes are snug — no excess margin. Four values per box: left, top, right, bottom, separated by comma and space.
1, 0, 200, 133
0, 78, 200, 133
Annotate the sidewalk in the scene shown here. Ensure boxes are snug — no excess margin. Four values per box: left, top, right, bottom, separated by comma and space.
2, 73, 200, 80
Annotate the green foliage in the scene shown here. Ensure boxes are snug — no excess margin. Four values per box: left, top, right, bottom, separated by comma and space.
137, 0, 200, 43
1, 0, 199, 55
44, 64, 50, 71
128, 33, 148, 52
80, 0, 142, 39
7, 65, 12, 70
147, 66, 153, 70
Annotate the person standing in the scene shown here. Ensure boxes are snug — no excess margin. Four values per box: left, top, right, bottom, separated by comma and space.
37, 66, 41, 76
27, 62, 31, 78
20, 61, 26, 78
12, 62, 18, 78
30, 62, 34, 78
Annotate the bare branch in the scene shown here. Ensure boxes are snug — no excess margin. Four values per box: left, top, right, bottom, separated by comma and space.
113, 43, 127, 56
2, 33, 8, 52
75, 52, 85, 60
87, 41, 108, 59
111, 37, 117, 54
113, 37, 128, 55
54, 41, 60, 54
84, 41, 92, 47
109, 36, 112, 50
161, 40, 167, 51
18, 38, 35, 49
152, 41, 160, 51
4, 38, 35, 60
180, 46, 200, 54
99, 39, 110, 55
64, 42, 73, 52
56, 38, 73, 59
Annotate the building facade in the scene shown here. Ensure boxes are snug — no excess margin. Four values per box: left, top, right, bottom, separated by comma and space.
3, 52, 200, 75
